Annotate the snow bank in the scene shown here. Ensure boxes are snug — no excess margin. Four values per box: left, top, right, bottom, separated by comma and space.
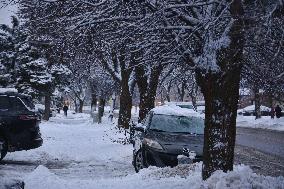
152, 105, 204, 118
0, 88, 18, 93
24, 163, 284, 189
0, 178, 24, 189
237, 116, 284, 131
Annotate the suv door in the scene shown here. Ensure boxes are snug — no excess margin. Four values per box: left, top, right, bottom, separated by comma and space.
0, 95, 13, 129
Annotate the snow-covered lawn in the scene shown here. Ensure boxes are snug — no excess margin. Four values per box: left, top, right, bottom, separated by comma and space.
1, 113, 283, 189
237, 116, 284, 131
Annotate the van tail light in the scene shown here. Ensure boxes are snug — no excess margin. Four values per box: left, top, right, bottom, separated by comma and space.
18, 115, 37, 120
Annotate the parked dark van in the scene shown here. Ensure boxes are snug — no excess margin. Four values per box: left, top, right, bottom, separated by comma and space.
0, 88, 42, 161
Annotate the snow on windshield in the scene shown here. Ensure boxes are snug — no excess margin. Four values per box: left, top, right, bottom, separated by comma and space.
150, 114, 204, 134
152, 105, 204, 118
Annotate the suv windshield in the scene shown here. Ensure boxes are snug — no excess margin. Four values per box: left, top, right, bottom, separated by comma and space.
150, 114, 204, 134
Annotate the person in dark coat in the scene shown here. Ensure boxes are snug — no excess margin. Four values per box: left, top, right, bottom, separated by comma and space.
270, 106, 275, 119
275, 105, 282, 118
63, 105, 68, 116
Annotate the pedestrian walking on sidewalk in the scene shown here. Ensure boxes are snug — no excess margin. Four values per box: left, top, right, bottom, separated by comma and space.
275, 105, 282, 118
63, 105, 69, 117
270, 106, 275, 119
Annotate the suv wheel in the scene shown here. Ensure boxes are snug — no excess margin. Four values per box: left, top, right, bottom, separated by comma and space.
0, 137, 7, 161
134, 149, 145, 172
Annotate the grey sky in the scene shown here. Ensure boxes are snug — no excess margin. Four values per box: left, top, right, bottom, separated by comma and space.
0, 2, 18, 26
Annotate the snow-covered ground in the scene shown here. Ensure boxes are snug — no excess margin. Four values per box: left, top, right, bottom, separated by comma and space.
237, 116, 284, 131
1, 113, 284, 189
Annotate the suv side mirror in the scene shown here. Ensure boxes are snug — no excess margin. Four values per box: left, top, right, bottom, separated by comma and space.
134, 127, 145, 132
134, 125, 145, 132
129, 123, 145, 145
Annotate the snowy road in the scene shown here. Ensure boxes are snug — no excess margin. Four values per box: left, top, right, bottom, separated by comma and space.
235, 127, 284, 177
236, 127, 284, 158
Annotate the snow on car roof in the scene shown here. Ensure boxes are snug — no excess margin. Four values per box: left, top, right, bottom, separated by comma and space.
152, 105, 204, 118
0, 88, 18, 94
164, 101, 205, 106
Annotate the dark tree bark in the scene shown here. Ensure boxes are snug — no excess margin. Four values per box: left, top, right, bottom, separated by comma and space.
118, 69, 132, 129
98, 98, 105, 124
91, 94, 97, 112
100, 47, 134, 129
166, 87, 171, 102
79, 99, 84, 113
136, 64, 163, 122
165, 81, 172, 102
74, 99, 78, 113
43, 95, 51, 121
146, 65, 162, 112
135, 65, 148, 122
254, 86, 261, 119
196, 0, 245, 180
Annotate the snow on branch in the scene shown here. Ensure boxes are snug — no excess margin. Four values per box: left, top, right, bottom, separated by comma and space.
195, 18, 233, 73
164, 1, 218, 9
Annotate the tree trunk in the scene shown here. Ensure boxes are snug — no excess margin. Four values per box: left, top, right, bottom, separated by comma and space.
136, 65, 162, 122
190, 84, 198, 111
135, 65, 148, 123
166, 91, 171, 102
118, 71, 132, 129
43, 95, 51, 121
197, 0, 245, 180
111, 93, 116, 112
74, 99, 78, 113
79, 99, 84, 113
254, 86, 261, 119
166, 82, 172, 102
98, 98, 105, 124
178, 80, 186, 102
197, 69, 241, 180
146, 65, 162, 114
91, 94, 97, 112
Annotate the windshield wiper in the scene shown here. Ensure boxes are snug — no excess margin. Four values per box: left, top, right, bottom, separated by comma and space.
150, 128, 165, 132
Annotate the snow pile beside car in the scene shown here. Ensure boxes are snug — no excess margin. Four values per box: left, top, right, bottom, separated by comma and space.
24, 163, 284, 189
0, 178, 24, 189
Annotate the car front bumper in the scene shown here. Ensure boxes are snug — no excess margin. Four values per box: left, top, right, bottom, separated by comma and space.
143, 146, 202, 167
143, 147, 178, 167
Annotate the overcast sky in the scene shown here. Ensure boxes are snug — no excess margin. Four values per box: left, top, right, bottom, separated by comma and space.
0, 2, 18, 26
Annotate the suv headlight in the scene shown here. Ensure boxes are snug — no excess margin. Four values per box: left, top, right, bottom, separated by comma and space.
143, 138, 163, 150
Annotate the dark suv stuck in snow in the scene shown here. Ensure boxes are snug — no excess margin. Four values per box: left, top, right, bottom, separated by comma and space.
131, 105, 205, 172
0, 89, 42, 161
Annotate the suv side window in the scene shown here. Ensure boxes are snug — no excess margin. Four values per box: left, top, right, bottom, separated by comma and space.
10, 97, 28, 112
0, 96, 10, 111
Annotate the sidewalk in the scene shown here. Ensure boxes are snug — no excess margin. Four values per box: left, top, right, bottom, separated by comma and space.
237, 116, 284, 131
